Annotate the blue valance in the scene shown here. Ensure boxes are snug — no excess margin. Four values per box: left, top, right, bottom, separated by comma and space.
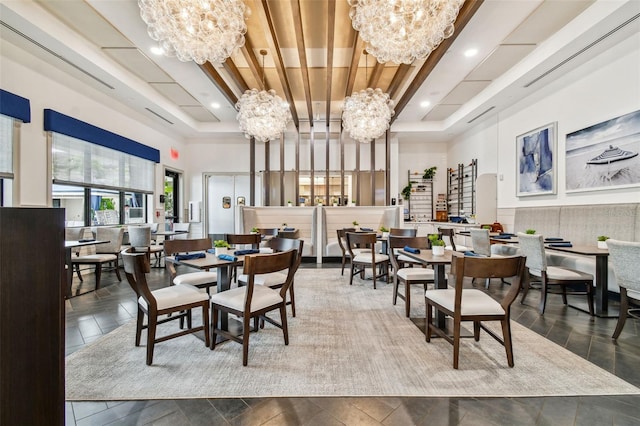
0, 89, 31, 123
43, 109, 160, 163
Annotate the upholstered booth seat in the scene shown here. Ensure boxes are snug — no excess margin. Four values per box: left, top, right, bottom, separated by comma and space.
138, 283, 209, 311
427, 289, 506, 316
173, 271, 218, 288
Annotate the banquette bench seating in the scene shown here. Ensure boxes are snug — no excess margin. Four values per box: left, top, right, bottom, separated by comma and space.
512, 203, 640, 293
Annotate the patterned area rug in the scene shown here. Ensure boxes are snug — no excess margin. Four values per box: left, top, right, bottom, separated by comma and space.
65, 268, 640, 400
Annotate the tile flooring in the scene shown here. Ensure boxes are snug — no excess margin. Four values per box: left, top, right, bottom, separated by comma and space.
65, 263, 640, 425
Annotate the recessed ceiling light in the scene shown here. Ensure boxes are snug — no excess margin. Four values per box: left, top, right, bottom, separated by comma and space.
464, 48, 478, 58
420, 101, 431, 108
150, 46, 164, 55
211, 102, 220, 109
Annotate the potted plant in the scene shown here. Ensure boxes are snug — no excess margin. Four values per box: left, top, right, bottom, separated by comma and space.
287, 200, 292, 207
352, 220, 359, 230
423, 166, 437, 180
379, 226, 390, 238
350, 199, 356, 206
429, 234, 445, 256
213, 239, 230, 255
597, 235, 609, 249
401, 183, 413, 200
250, 227, 260, 234
525, 229, 536, 235
282, 222, 288, 230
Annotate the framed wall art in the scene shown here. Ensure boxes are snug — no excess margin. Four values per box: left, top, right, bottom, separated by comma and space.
566, 109, 640, 192
516, 122, 557, 197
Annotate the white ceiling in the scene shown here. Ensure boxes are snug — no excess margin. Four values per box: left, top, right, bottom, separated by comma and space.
1, 0, 638, 143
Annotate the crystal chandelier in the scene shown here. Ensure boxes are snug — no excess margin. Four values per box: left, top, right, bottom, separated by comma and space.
342, 53, 395, 143
138, 0, 249, 64
348, 0, 465, 64
236, 51, 291, 142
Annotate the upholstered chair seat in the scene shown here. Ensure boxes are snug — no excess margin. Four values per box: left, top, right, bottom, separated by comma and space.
137, 283, 209, 311
427, 289, 506, 316
173, 271, 218, 288
353, 253, 389, 264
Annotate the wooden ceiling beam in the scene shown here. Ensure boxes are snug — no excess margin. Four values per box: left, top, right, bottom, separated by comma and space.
325, 0, 336, 126
368, 61, 385, 89
239, 37, 265, 90
199, 63, 239, 105
222, 59, 250, 93
253, 0, 299, 129
345, 34, 364, 97
387, 64, 411, 99
391, 0, 484, 123
291, 0, 313, 124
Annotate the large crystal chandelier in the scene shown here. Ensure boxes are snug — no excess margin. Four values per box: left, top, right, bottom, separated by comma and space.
342, 52, 395, 143
138, 0, 249, 64
236, 51, 291, 142
348, 0, 465, 64
342, 88, 395, 143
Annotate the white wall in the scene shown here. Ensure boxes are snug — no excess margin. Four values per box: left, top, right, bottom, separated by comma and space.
396, 139, 448, 203
449, 30, 640, 209
0, 48, 187, 213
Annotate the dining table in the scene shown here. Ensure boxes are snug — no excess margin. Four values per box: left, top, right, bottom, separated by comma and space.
166, 252, 246, 340
398, 249, 453, 329
64, 239, 109, 298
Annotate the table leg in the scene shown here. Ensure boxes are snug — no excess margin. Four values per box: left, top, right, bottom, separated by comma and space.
433, 264, 447, 329
595, 255, 608, 312
65, 248, 72, 299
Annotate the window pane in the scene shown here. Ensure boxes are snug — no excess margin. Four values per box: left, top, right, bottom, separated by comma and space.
91, 188, 120, 225
52, 184, 85, 226
0, 114, 13, 175
124, 192, 148, 224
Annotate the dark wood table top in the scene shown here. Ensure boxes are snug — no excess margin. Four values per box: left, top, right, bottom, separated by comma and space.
544, 244, 609, 256
166, 252, 245, 270
399, 249, 453, 265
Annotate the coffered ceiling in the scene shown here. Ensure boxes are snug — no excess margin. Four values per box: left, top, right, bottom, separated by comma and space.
1, 0, 638, 141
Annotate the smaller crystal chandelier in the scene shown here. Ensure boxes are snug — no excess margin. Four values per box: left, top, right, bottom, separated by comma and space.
138, 0, 249, 64
236, 51, 291, 142
342, 53, 395, 143
348, 0, 465, 64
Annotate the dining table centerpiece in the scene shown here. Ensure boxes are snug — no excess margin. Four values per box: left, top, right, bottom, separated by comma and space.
429, 234, 445, 256
597, 235, 609, 249
213, 240, 231, 256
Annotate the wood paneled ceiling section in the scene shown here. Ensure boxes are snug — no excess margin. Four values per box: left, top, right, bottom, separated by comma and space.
203, 0, 483, 131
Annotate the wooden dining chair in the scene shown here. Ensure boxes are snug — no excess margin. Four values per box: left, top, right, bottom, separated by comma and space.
346, 232, 390, 289
72, 226, 124, 290
238, 237, 304, 317
337, 227, 357, 275
225, 233, 262, 281
425, 252, 527, 369
128, 225, 164, 267
388, 235, 436, 317
517, 233, 594, 315
608, 240, 640, 339
210, 250, 297, 366
164, 238, 218, 294
121, 248, 210, 365
438, 227, 470, 252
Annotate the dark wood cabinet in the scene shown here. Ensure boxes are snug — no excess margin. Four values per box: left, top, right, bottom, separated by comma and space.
0, 207, 65, 425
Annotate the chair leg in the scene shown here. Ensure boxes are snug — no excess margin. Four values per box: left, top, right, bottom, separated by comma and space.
612, 289, 629, 339
75, 264, 83, 282
202, 304, 210, 348
453, 318, 461, 369
289, 283, 296, 317
586, 282, 594, 316
242, 315, 251, 366
561, 286, 568, 305
349, 264, 355, 286
210, 307, 218, 350
114, 258, 122, 281
404, 282, 411, 318
473, 321, 481, 341
281, 305, 289, 345
341, 255, 346, 276
485, 278, 490, 289
539, 278, 548, 315
372, 265, 377, 289
392, 277, 399, 306
520, 273, 531, 304
425, 303, 432, 342
186, 310, 192, 329
501, 319, 515, 367
146, 316, 157, 366
135, 308, 144, 346
94, 264, 102, 290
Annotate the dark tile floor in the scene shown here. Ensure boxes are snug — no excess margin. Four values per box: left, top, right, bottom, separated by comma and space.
65, 263, 640, 425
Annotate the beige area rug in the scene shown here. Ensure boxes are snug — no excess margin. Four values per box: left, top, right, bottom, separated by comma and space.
65, 268, 640, 400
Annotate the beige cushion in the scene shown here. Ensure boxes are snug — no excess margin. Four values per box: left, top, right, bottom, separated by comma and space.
347, 248, 371, 257
529, 265, 593, 281
72, 253, 117, 263
211, 285, 282, 313
139, 284, 209, 311
397, 268, 436, 281
426, 289, 505, 316
173, 271, 217, 286
353, 253, 389, 264
238, 271, 287, 287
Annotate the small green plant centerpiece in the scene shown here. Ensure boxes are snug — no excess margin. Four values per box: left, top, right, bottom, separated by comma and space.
352, 220, 359, 230
525, 229, 536, 235
379, 226, 390, 238
597, 235, 609, 249
213, 239, 230, 255
250, 227, 260, 234
287, 200, 292, 207
429, 234, 445, 256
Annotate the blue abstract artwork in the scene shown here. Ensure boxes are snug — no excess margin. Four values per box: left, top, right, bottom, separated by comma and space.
516, 123, 557, 196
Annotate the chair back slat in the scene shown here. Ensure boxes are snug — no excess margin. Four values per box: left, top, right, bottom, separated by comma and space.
96, 227, 125, 253
128, 225, 152, 248
163, 238, 212, 255
389, 228, 417, 237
